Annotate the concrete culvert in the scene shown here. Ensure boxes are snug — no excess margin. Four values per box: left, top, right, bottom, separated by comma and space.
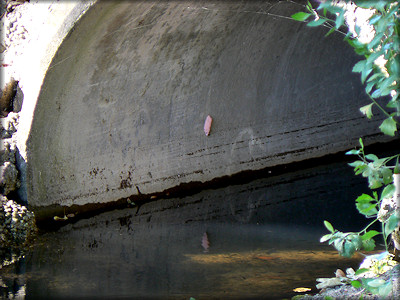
13, 1, 390, 219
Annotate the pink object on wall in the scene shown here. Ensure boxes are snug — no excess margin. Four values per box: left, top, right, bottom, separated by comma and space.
204, 115, 213, 136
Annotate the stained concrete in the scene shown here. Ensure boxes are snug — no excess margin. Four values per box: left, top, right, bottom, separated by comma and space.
23, 1, 389, 211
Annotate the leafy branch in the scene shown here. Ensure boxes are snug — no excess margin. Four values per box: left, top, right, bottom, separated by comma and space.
292, 0, 400, 136
291, 1, 400, 297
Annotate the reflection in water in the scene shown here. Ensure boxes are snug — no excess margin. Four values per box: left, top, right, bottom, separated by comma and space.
1, 160, 375, 298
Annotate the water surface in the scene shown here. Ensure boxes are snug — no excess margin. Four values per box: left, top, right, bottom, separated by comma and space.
1, 160, 376, 299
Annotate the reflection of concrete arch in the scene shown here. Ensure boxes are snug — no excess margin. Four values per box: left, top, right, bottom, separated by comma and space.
229, 190, 264, 224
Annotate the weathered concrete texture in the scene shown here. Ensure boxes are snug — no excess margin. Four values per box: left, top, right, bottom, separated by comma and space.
26, 1, 390, 210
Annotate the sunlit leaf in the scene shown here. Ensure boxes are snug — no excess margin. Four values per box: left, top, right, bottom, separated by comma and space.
381, 184, 395, 199
346, 149, 360, 155
341, 234, 362, 257
349, 160, 364, 167
361, 230, 380, 240
389, 56, 400, 77
291, 12, 312, 21
351, 280, 362, 288
355, 268, 370, 275
333, 237, 345, 253
382, 168, 393, 185
356, 193, 375, 203
378, 281, 393, 297
356, 202, 378, 216
324, 220, 335, 233
359, 138, 364, 149
361, 65, 373, 83
360, 103, 374, 119
368, 33, 384, 50
369, 14, 381, 25
320, 234, 332, 243
307, 18, 326, 27
384, 213, 399, 236
367, 278, 386, 288
372, 158, 386, 168
362, 237, 376, 251
379, 117, 397, 136
369, 178, 382, 189
325, 27, 336, 37
366, 154, 379, 161
371, 88, 382, 98
335, 13, 345, 29
352, 60, 366, 73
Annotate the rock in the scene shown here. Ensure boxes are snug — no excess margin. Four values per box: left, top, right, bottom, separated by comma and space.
0, 195, 37, 251
0, 111, 19, 139
0, 139, 16, 164
12, 84, 23, 112
0, 78, 18, 116
0, 161, 20, 195
378, 196, 396, 223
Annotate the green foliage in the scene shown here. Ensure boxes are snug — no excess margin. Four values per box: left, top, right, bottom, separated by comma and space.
360, 278, 392, 297
346, 139, 398, 190
292, 0, 400, 136
320, 221, 374, 257
291, 1, 399, 297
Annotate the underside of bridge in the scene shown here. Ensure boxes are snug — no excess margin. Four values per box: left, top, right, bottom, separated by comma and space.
24, 1, 388, 218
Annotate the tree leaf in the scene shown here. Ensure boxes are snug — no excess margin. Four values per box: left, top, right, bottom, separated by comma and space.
346, 149, 360, 155
384, 213, 399, 236
335, 13, 345, 29
379, 117, 397, 136
378, 281, 393, 297
320, 234, 332, 243
371, 88, 382, 98
351, 280, 362, 288
361, 230, 380, 240
325, 27, 336, 37
291, 12, 312, 21
324, 220, 335, 233
359, 138, 364, 149
382, 168, 393, 185
369, 178, 383, 189
362, 238, 376, 251
361, 64, 373, 83
368, 32, 384, 50
365, 81, 375, 94
365, 154, 379, 161
355, 268, 370, 275
360, 103, 374, 119
341, 234, 362, 257
367, 278, 386, 288
356, 193, 375, 203
356, 202, 378, 216
381, 184, 395, 199
352, 60, 366, 73
369, 14, 381, 25
307, 18, 326, 27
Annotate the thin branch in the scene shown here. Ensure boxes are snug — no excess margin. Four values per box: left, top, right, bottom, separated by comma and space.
367, 92, 399, 124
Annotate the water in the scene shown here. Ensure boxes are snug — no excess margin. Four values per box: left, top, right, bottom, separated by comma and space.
1, 159, 379, 299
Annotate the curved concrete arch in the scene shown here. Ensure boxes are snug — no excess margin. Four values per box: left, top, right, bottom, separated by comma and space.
23, 1, 387, 213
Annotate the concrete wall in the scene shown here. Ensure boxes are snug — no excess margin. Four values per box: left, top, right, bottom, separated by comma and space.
24, 1, 388, 211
